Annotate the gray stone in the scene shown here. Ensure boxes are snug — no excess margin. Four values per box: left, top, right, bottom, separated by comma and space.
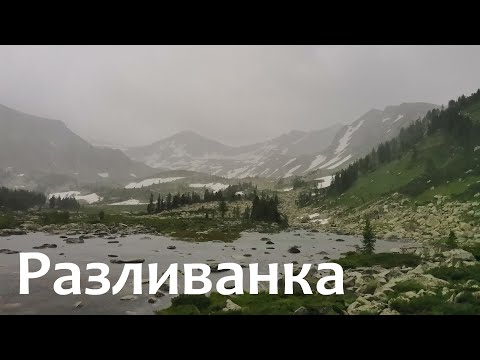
110, 258, 145, 264
222, 299, 242, 312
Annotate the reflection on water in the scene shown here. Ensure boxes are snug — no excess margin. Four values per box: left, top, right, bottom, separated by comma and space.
0, 230, 407, 314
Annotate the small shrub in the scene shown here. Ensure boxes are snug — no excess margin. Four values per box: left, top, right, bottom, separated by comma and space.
170, 294, 211, 310
337, 253, 421, 269
40, 211, 70, 225
428, 264, 480, 283
0, 214, 19, 229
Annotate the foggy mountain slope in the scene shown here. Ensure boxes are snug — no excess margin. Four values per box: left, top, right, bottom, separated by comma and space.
126, 103, 438, 179
125, 124, 342, 179
304, 102, 439, 178
0, 104, 155, 185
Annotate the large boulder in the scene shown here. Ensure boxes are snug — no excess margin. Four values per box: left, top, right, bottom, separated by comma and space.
459, 223, 472, 232
442, 249, 475, 262
347, 296, 386, 315
379, 308, 400, 315
222, 299, 242, 312
426, 215, 440, 228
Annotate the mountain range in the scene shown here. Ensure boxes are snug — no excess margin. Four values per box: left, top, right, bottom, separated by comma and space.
0, 101, 439, 191
126, 102, 438, 180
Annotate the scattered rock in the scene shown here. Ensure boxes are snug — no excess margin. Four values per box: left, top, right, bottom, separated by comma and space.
155, 291, 165, 298
108, 241, 119, 244
266, 241, 274, 245
148, 297, 158, 304
120, 295, 138, 301
0, 249, 19, 254
293, 306, 310, 315
222, 299, 242, 312
33, 244, 57, 249
73, 301, 83, 308
442, 249, 475, 262
167, 246, 176, 250
110, 258, 145, 264
288, 246, 300, 254
210, 263, 229, 273
65, 238, 84, 244
379, 308, 400, 315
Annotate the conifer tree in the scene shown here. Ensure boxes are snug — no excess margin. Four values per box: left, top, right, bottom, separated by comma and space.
147, 193, 154, 214
218, 198, 228, 218
49, 196, 56, 209
362, 218, 375, 254
446, 230, 457, 249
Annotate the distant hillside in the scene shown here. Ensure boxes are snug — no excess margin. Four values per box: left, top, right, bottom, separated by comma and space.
0, 104, 155, 190
300, 89, 480, 208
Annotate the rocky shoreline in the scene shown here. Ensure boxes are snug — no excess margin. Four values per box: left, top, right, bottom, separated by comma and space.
288, 193, 479, 245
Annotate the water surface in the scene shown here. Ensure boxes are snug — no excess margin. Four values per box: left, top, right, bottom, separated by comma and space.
0, 230, 408, 314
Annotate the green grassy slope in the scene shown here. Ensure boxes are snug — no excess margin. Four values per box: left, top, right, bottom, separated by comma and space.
328, 130, 480, 208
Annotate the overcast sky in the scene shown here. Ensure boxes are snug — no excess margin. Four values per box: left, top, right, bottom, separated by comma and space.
0, 45, 479, 147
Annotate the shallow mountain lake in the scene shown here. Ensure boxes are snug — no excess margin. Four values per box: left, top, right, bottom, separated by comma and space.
0, 230, 409, 314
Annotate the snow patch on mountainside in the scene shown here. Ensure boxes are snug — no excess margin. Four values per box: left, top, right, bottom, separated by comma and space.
306, 154, 327, 172
310, 218, 329, 225
97, 173, 109, 178
283, 158, 297, 167
292, 134, 308, 145
267, 168, 279, 178
327, 154, 353, 169
109, 199, 146, 206
48, 191, 102, 204
382, 117, 391, 123
283, 164, 302, 178
225, 167, 249, 179
393, 114, 405, 123
125, 177, 184, 189
189, 183, 229, 192
319, 155, 342, 169
316, 175, 334, 189
335, 120, 364, 155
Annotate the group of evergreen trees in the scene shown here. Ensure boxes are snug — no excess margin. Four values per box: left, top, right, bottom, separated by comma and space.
296, 187, 328, 207
146, 183, 256, 214
48, 196, 81, 211
147, 191, 202, 214
0, 187, 46, 211
249, 194, 284, 224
